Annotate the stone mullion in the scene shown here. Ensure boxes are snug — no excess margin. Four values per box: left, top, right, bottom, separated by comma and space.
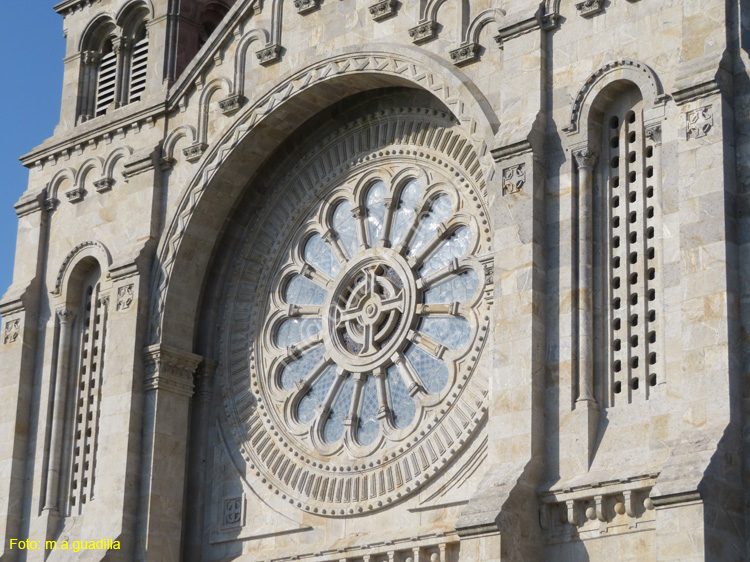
352, 206, 369, 251
644, 123, 663, 396
609, 119, 629, 407
626, 113, 647, 403
112, 36, 133, 108
379, 198, 396, 247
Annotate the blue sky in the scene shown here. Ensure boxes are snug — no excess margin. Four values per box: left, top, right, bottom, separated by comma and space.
0, 4, 65, 304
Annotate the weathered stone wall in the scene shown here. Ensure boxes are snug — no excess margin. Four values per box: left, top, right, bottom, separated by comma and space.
0, 0, 747, 561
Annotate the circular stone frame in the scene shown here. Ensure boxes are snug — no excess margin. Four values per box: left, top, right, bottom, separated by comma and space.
219, 107, 492, 517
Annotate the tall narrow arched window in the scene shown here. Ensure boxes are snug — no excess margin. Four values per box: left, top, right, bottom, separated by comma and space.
593, 86, 661, 407
127, 23, 149, 103
77, 7, 150, 123
95, 39, 117, 117
66, 264, 109, 513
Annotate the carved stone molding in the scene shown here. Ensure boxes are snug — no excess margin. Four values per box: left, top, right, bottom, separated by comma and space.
369, 0, 397, 21
52, 240, 112, 296
449, 43, 479, 66
576, 0, 604, 18
645, 123, 662, 144
94, 177, 114, 193
218, 94, 246, 115
116, 284, 134, 311
502, 163, 526, 195
3, 318, 21, 345
294, 0, 320, 14
183, 142, 208, 163
256, 44, 282, 66
686, 105, 713, 140
14, 190, 46, 218
215, 108, 492, 518
494, 12, 542, 48
540, 477, 658, 543
565, 59, 664, 137
572, 147, 598, 170
409, 21, 437, 44
143, 345, 203, 398
149, 50, 496, 346
123, 146, 159, 179
65, 187, 85, 204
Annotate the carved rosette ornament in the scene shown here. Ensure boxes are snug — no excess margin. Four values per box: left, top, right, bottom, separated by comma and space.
220, 108, 492, 516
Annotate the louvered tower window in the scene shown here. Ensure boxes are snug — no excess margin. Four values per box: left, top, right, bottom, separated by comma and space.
128, 27, 148, 103
95, 42, 117, 117
68, 276, 109, 514
595, 88, 660, 407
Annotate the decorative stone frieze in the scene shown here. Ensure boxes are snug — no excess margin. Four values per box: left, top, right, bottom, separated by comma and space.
686, 105, 713, 140
143, 345, 203, 398
369, 0, 397, 22
449, 43, 479, 66
576, 0, 604, 18
408, 22, 437, 44
255, 44, 281, 66
540, 479, 657, 543
218, 94, 245, 115
294, 0, 320, 14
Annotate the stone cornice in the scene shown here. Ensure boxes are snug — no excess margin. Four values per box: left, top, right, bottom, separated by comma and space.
143, 344, 203, 398
54, 0, 100, 16
14, 190, 47, 218
20, 101, 166, 169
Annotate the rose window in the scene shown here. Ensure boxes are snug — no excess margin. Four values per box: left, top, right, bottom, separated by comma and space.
265, 174, 484, 453
222, 109, 491, 514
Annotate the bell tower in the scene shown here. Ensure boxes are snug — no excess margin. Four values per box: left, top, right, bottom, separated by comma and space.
53, 0, 236, 131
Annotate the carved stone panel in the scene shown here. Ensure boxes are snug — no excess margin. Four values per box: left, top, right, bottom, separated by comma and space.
686, 105, 713, 140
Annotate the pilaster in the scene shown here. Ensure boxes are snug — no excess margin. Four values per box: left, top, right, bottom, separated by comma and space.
136, 344, 203, 562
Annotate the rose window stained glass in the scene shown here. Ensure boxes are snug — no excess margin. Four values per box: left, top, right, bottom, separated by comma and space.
264, 172, 485, 454
222, 109, 492, 515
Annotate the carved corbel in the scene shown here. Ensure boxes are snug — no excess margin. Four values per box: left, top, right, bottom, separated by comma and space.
449, 43, 479, 66
369, 0, 397, 21
256, 44, 281, 65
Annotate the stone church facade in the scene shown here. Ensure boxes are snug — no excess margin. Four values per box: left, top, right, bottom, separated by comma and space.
2, 0, 749, 560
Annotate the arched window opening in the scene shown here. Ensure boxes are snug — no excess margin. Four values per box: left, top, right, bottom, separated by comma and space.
198, 2, 230, 49
128, 23, 149, 103
77, 7, 150, 123
95, 39, 117, 117
65, 264, 109, 514
593, 86, 660, 407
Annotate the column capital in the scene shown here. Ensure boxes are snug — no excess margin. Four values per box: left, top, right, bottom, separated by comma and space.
143, 344, 203, 398
572, 147, 598, 170
56, 307, 76, 325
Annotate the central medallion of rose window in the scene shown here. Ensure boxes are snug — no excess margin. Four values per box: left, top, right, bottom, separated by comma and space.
326, 251, 417, 372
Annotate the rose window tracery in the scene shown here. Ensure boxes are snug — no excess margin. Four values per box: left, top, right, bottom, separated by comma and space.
221, 109, 492, 515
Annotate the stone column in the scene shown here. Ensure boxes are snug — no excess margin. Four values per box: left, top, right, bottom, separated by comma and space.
43, 307, 76, 512
572, 147, 598, 405
137, 344, 202, 562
